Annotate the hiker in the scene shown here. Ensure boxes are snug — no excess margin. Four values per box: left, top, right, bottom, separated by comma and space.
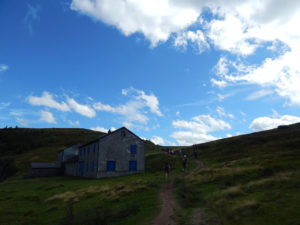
164, 163, 171, 180
193, 149, 198, 159
182, 155, 187, 171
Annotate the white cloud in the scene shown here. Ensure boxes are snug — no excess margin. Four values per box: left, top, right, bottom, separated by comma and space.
90, 126, 108, 133
40, 111, 56, 124
67, 97, 96, 118
246, 89, 274, 100
211, 78, 228, 88
0, 102, 10, 110
94, 87, 162, 127
0, 64, 9, 73
16, 117, 28, 126
150, 136, 165, 145
176, 111, 180, 116
249, 114, 300, 131
122, 87, 162, 116
68, 120, 80, 126
28, 92, 70, 112
70, 0, 200, 46
174, 30, 209, 53
217, 106, 234, 119
171, 114, 231, 145
24, 4, 41, 35
171, 131, 218, 146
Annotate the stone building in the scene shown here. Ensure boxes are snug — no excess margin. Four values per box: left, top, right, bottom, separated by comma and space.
26, 127, 145, 179
75, 127, 145, 178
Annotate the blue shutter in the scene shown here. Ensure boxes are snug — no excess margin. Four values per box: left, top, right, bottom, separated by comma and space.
93, 144, 96, 153
129, 161, 137, 171
86, 162, 89, 172
107, 161, 115, 171
131, 145, 137, 154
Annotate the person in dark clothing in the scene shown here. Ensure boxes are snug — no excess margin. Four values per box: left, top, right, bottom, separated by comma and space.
164, 163, 170, 180
182, 155, 187, 171
193, 149, 198, 159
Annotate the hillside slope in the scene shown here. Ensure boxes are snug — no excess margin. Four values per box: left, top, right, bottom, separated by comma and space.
0, 128, 105, 174
176, 123, 300, 225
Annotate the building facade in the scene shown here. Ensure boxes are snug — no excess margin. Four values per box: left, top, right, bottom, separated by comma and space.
76, 127, 145, 178
26, 127, 145, 179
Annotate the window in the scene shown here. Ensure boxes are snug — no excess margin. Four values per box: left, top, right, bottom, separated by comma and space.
86, 162, 89, 172
83, 148, 86, 155
93, 144, 96, 153
87, 146, 90, 155
107, 161, 115, 171
131, 145, 137, 154
129, 161, 137, 171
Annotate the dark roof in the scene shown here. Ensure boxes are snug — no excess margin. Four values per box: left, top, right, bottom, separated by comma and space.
80, 127, 145, 148
31, 162, 62, 169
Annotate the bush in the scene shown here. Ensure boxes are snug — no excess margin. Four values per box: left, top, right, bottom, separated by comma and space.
0, 157, 18, 182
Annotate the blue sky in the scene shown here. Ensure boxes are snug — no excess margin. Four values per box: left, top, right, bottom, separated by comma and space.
1, 0, 300, 145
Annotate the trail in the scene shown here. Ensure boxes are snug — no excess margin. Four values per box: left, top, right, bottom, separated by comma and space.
152, 159, 205, 225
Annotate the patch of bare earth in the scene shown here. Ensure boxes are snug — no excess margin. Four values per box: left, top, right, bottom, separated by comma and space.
152, 180, 176, 225
152, 160, 206, 225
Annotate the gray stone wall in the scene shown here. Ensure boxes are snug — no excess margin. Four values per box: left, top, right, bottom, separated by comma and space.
77, 127, 145, 178
96, 128, 145, 178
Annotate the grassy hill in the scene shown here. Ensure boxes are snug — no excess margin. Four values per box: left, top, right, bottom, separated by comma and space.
175, 123, 300, 225
0, 127, 186, 225
0, 128, 106, 176
0, 124, 299, 224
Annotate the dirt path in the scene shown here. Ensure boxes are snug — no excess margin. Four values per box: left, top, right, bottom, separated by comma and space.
152, 160, 205, 225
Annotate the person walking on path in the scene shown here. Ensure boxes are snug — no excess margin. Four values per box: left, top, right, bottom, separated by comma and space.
193, 149, 198, 159
164, 163, 171, 180
182, 155, 187, 171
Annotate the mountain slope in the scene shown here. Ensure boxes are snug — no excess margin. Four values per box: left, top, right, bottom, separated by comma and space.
176, 123, 300, 225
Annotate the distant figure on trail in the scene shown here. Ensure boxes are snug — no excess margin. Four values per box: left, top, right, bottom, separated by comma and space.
164, 163, 171, 180
193, 149, 198, 159
179, 149, 182, 155
182, 155, 187, 171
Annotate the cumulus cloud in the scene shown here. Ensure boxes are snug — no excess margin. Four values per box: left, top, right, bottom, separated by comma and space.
90, 126, 108, 133
249, 114, 300, 131
28, 92, 70, 112
171, 114, 231, 145
67, 97, 96, 118
40, 111, 56, 124
70, 0, 199, 46
150, 136, 165, 145
174, 30, 209, 53
70, 1, 300, 105
0, 64, 9, 73
94, 87, 162, 127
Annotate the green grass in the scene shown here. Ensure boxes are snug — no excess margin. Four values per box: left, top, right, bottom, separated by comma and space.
0, 152, 186, 225
174, 123, 300, 225
2, 124, 300, 224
